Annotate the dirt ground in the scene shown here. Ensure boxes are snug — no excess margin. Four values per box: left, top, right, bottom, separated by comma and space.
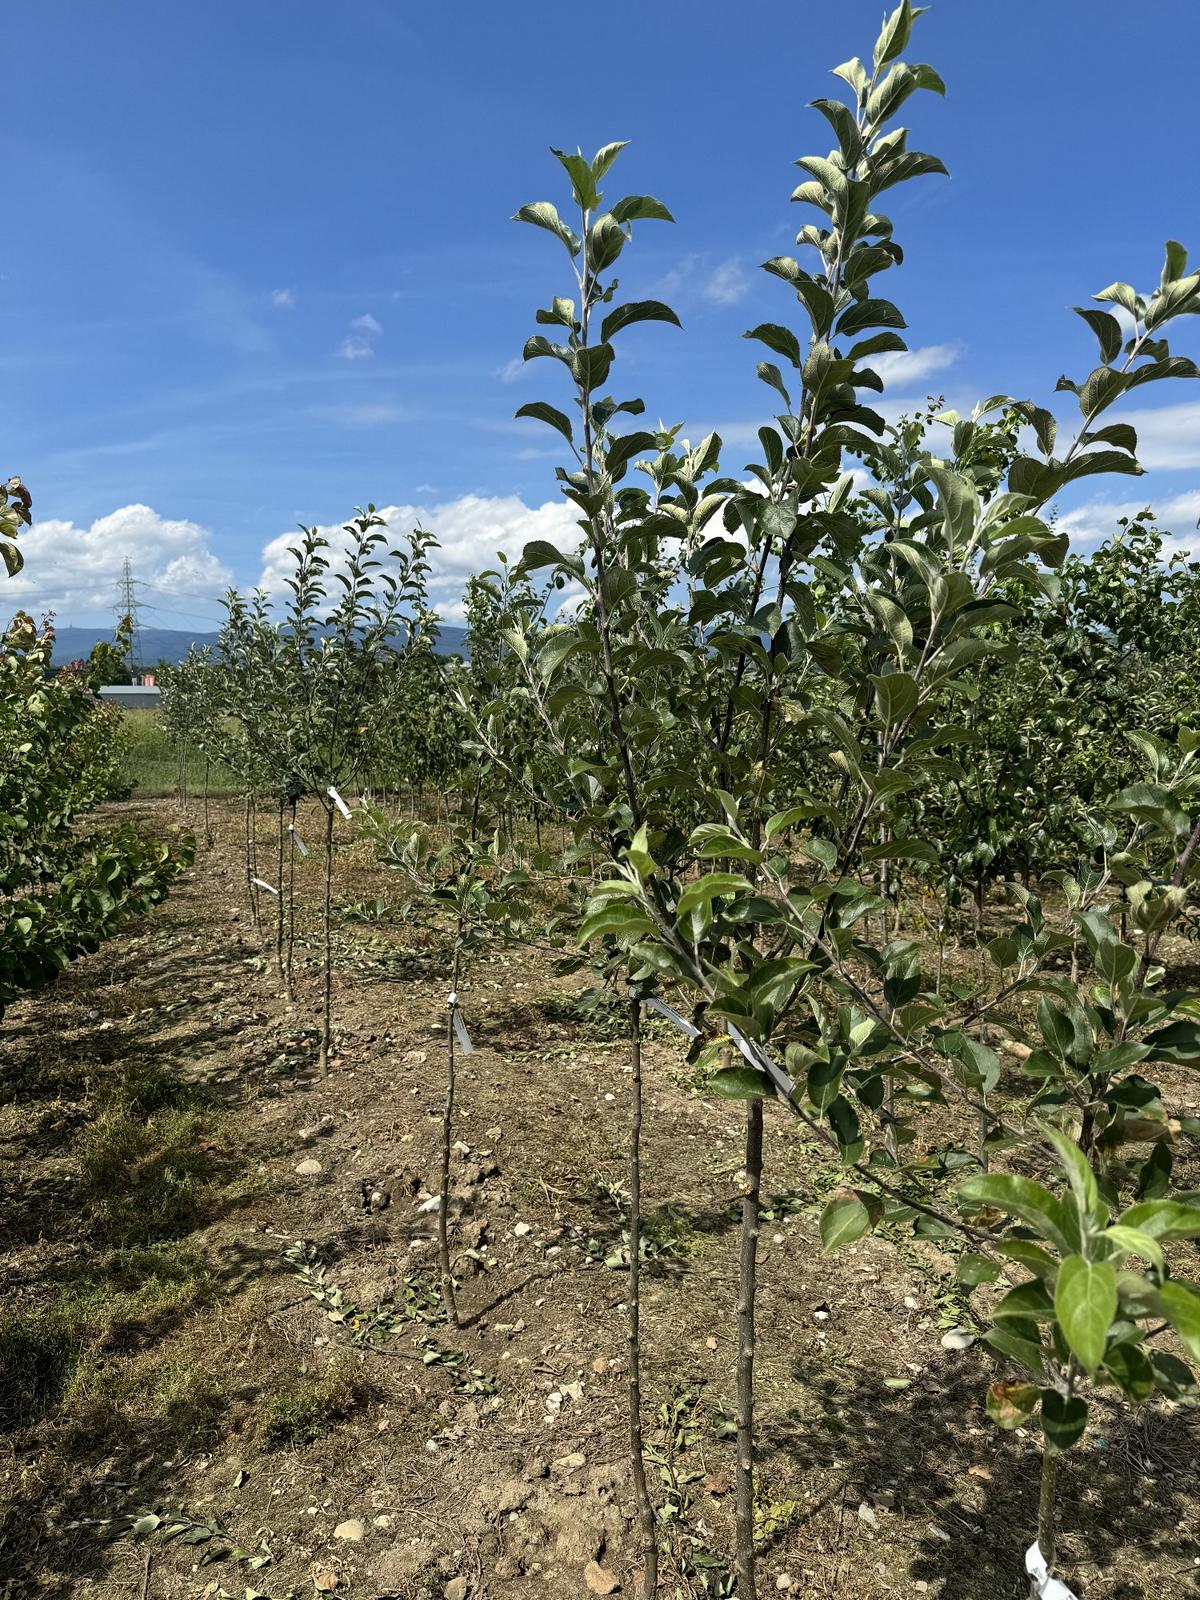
2, 800, 1198, 1600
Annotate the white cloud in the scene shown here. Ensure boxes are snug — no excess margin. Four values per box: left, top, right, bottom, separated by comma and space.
497, 356, 528, 384
1109, 401, 1200, 471
351, 313, 383, 336
257, 494, 581, 611
270, 287, 296, 309
6, 504, 233, 618
702, 260, 750, 306
337, 335, 375, 361
1055, 488, 1200, 550
871, 342, 961, 387
656, 252, 754, 308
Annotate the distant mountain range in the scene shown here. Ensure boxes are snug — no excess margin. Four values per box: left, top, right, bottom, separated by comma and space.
49, 622, 469, 668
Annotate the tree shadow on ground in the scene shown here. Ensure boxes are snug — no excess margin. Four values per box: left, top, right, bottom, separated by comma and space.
764, 1349, 1200, 1598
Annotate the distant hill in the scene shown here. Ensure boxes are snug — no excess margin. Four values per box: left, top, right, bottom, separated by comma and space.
49, 622, 469, 668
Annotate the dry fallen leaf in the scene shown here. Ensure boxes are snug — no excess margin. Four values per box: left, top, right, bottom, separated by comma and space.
703, 1472, 732, 1497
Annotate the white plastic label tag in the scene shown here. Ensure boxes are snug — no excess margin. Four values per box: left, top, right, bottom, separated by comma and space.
1025, 1543, 1077, 1600
288, 824, 309, 857
251, 877, 279, 896
327, 786, 352, 820
724, 1024, 796, 1100
448, 993, 473, 1056
644, 997, 700, 1038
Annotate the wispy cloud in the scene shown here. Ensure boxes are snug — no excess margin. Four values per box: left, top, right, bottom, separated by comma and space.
270, 287, 296, 309
497, 355, 527, 384
1056, 488, 1200, 551
337, 312, 383, 361
702, 260, 751, 306
1109, 400, 1200, 472
338, 335, 375, 361
872, 341, 961, 387
657, 252, 753, 308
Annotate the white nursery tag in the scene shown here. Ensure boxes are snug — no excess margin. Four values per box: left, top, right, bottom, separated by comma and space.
723, 1024, 796, 1101
447, 992, 474, 1056
288, 824, 309, 857
1025, 1543, 1078, 1600
251, 877, 279, 896
644, 997, 700, 1038
327, 786, 352, 820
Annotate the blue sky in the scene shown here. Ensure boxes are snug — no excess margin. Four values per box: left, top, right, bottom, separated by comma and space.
8, 0, 1200, 631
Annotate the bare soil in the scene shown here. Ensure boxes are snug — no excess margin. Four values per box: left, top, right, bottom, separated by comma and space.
2, 800, 1197, 1600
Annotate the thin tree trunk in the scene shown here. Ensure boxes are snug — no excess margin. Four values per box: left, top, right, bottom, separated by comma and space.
244, 794, 259, 930
318, 800, 334, 1075
438, 951, 462, 1327
734, 1097, 763, 1600
275, 802, 286, 982
203, 759, 211, 848
1032, 1441, 1058, 1595
285, 798, 297, 995
627, 994, 657, 1596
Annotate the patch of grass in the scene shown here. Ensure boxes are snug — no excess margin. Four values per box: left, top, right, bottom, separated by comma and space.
76, 1106, 218, 1244
107, 1064, 199, 1116
257, 1355, 371, 1450
118, 710, 237, 798
0, 1242, 217, 1429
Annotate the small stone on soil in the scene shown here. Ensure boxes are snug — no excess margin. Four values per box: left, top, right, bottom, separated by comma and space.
333, 1518, 366, 1541
584, 1561, 620, 1595
940, 1327, 976, 1351
295, 1158, 323, 1177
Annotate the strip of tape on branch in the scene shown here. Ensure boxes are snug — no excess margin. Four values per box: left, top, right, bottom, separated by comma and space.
327, 786, 352, 820
644, 997, 700, 1038
251, 877, 279, 896
288, 824, 309, 857
448, 992, 474, 1056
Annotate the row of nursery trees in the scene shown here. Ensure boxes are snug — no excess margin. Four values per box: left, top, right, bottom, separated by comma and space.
120, 6, 1200, 1594
0, 480, 188, 1020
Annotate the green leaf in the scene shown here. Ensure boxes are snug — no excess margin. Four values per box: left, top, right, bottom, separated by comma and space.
836, 299, 907, 336
820, 1191, 872, 1251
1055, 1255, 1117, 1374
743, 323, 803, 367
609, 194, 674, 225
578, 902, 657, 944
871, 671, 919, 727
1103, 1341, 1155, 1402
1102, 1224, 1164, 1274
514, 402, 574, 444
1041, 1122, 1103, 1229
957, 1252, 1001, 1287
551, 147, 599, 209
519, 539, 572, 571
1158, 1281, 1200, 1360
959, 1172, 1073, 1254
1041, 1390, 1088, 1451
1118, 1199, 1200, 1241
1073, 306, 1124, 365
591, 141, 629, 183
873, 0, 923, 69
513, 201, 581, 256
601, 300, 682, 343
709, 1065, 767, 1101
675, 873, 753, 919
985, 1379, 1039, 1430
